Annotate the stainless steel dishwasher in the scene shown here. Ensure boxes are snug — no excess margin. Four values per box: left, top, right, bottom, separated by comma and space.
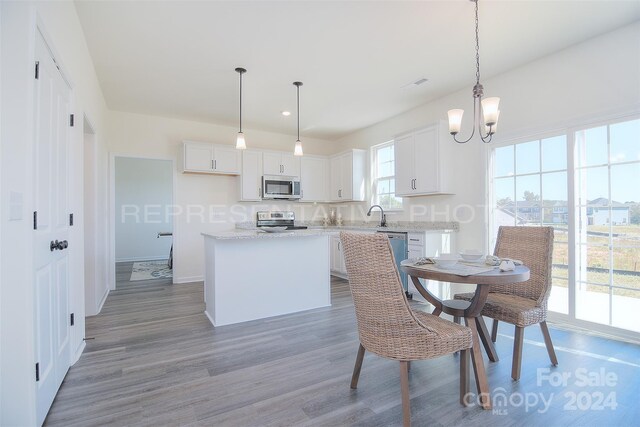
377, 231, 412, 299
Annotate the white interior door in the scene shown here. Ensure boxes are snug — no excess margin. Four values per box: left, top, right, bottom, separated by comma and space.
33, 33, 72, 425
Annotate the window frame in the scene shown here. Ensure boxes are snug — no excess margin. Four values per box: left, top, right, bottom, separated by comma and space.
371, 140, 403, 211
486, 112, 640, 342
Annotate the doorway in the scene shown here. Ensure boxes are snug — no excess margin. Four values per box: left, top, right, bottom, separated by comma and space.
83, 117, 109, 316
114, 156, 174, 285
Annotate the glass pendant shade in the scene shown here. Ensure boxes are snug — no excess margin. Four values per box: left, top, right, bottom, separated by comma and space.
447, 109, 464, 135
236, 132, 246, 150
485, 110, 500, 135
481, 97, 500, 126
294, 140, 303, 156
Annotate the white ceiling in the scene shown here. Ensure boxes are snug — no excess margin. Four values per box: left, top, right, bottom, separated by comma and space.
75, 0, 640, 140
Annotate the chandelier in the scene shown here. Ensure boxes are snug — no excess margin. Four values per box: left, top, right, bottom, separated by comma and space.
447, 0, 500, 143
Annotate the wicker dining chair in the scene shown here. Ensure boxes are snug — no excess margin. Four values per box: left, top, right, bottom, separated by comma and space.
454, 226, 558, 381
340, 232, 473, 427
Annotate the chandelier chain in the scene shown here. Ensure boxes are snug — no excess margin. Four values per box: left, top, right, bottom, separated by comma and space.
474, 0, 480, 85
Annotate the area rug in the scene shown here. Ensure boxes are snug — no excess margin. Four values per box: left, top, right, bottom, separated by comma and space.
130, 260, 173, 281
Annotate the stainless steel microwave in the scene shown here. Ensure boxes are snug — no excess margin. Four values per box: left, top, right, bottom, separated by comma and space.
262, 175, 302, 200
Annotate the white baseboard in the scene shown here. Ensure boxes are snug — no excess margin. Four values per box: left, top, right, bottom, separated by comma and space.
96, 288, 109, 314
173, 275, 203, 284
115, 256, 168, 263
71, 341, 86, 365
204, 310, 215, 326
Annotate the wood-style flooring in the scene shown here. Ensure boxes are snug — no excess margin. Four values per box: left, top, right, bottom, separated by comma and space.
45, 262, 640, 426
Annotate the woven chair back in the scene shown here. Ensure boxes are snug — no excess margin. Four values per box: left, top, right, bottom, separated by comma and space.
340, 232, 437, 359
491, 226, 554, 306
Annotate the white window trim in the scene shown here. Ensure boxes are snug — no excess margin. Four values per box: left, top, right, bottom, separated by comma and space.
371, 140, 403, 212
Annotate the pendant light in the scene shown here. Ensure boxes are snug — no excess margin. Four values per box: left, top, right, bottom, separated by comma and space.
235, 67, 247, 149
293, 81, 303, 156
447, 0, 500, 144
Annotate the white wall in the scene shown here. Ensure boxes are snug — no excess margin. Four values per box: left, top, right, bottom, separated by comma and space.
107, 111, 337, 283
333, 22, 640, 253
0, 1, 110, 424
115, 157, 173, 262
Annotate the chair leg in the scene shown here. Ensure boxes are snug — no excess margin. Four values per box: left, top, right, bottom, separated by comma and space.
476, 316, 499, 362
459, 348, 470, 406
491, 319, 499, 342
400, 361, 411, 427
453, 316, 460, 324
540, 321, 558, 366
350, 344, 366, 389
512, 326, 524, 381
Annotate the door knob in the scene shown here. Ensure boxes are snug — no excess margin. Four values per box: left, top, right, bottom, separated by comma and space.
50, 240, 69, 251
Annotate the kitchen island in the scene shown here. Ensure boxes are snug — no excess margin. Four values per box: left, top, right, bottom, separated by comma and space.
201, 229, 331, 326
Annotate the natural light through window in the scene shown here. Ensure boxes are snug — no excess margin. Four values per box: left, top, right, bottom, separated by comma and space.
372, 142, 402, 210
492, 135, 569, 314
490, 117, 640, 335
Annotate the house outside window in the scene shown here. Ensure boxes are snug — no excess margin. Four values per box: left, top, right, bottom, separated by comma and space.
372, 141, 402, 210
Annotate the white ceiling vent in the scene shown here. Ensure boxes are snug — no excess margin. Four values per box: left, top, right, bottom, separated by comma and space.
401, 77, 429, 89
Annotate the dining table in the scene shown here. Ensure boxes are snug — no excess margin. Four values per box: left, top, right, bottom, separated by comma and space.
400, 259, 530, 410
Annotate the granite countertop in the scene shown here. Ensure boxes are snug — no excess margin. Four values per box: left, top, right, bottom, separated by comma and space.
202, 229, 334, 240
311, 225, 457, 234
234, 220, 458, 234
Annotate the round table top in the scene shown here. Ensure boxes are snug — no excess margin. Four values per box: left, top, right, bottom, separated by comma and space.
400, 259, 530, 285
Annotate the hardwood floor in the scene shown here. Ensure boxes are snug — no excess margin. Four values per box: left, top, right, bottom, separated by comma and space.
45, 264, 640, 426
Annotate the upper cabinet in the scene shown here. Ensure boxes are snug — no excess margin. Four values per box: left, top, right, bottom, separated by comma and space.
330, 149, 366, 202
394, 122, 451, 196
263, 152, 300, 177
300, 156, 329, 202
239, 150, 263, 201
182, 141, 240, 175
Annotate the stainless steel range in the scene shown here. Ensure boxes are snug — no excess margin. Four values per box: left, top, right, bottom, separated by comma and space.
256, 211, 308, 230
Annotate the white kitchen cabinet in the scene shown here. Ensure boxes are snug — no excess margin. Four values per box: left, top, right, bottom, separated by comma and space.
239, 150, 263, 201
394, 122, 450, 196
214, 145, 241, 174
300, 156, 328, 202
182, 141, 240, 175
184, 143, 214, 172
330, 234, 347, 276
329, 149, 366, 202
263, 152, 300, 177
408, 232, 426, 259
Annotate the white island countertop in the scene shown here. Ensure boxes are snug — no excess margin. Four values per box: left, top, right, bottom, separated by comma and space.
201, 229, 334, 240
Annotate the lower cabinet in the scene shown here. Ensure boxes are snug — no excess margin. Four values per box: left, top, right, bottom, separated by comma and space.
330, 235, 347, 276
330, 230, 378, 277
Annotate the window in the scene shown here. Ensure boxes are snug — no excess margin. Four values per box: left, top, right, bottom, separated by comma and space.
491, 135, 569, 314
490, 116, 640, 336
372, 142, 402, 210
574, 119, 640, 331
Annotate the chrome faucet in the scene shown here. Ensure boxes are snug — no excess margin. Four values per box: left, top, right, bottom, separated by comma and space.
367, 204, 387, 227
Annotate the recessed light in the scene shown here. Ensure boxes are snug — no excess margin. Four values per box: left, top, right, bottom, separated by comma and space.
281, 111, 291, 116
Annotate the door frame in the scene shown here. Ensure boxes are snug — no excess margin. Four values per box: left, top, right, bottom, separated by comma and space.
108, 153, 177, 288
